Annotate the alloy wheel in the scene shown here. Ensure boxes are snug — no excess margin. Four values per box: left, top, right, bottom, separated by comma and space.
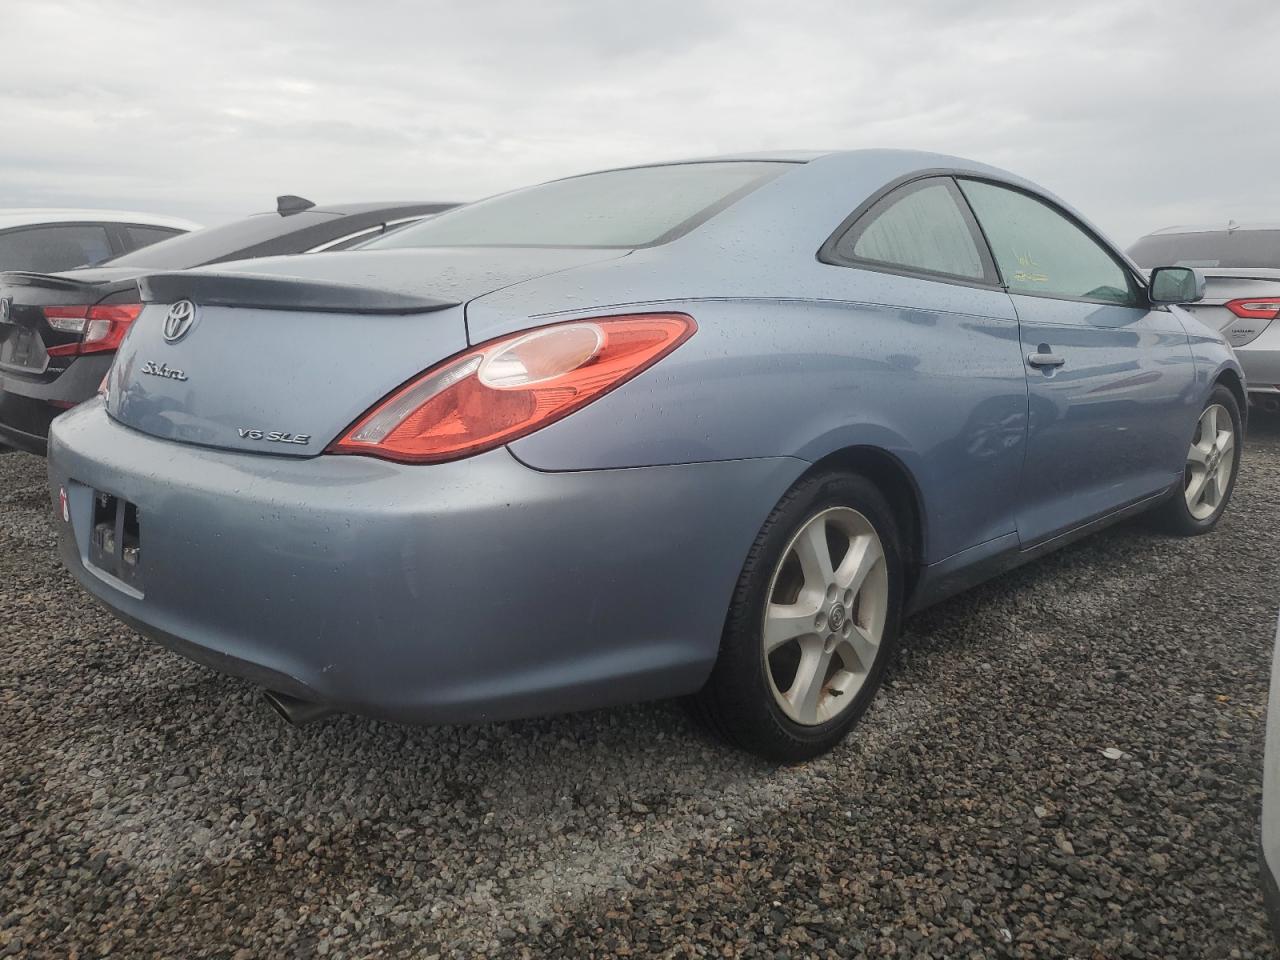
1184, 403, 1235, 521
761, 506, 888, 726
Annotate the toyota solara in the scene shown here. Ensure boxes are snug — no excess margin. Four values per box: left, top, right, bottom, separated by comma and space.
45, 150, 1243, 760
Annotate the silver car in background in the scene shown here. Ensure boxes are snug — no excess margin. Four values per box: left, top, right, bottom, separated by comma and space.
1130, 224, 1280, 412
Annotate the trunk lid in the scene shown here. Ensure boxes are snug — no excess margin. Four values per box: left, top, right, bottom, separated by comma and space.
0, 270, 143, 379
105, 247, 628, 456
1181, 268, 1280, 348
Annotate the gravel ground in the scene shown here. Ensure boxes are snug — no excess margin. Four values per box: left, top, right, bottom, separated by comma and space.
2, 418, 1279, 959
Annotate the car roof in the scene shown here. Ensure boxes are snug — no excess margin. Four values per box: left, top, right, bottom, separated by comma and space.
267, 201, 451, 218
0, 208, 202, 231
665, 150, 835, 164
572, 148, 1047, 195
563, 150, 828, 180
331, 149, 1107, 269
1141, 222, 1280, 236
679, 148, 1132, 271
669, 147, 1083, 232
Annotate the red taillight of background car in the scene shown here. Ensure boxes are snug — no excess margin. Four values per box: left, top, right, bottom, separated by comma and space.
1225, 298, 1280, 320
43, 304, 143, 356
330, 313, 696, 464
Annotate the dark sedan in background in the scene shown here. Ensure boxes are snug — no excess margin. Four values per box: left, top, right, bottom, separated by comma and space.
0, 197, 455, 453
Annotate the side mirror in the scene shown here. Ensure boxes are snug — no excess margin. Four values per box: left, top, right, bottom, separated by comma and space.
1149, 265, 1206, 305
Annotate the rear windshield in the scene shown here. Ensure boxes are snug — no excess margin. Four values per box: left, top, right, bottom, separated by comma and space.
365, 162, 791, 250
1128, 230, 1280, 269
105, 210, 340, 269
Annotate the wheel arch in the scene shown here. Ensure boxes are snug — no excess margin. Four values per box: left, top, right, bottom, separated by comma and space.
800, 445, 927, 603
1214, 367, 1247, 430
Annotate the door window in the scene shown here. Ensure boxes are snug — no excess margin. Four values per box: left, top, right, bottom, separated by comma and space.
959, 180, 1138, 305
0, 224, 114, 272
833, 178, 989, 282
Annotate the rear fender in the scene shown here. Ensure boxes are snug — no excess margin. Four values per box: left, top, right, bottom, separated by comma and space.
508, 295, 1028, 566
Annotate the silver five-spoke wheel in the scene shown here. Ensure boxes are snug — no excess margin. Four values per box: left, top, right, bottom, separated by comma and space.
1184, 402, 1235, 521
762, 506, 888, 726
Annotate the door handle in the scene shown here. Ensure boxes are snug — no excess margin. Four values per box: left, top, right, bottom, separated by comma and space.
1027, 352, 1066, 369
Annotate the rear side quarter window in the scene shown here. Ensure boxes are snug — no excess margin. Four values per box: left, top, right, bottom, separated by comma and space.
823, 177, 997, 285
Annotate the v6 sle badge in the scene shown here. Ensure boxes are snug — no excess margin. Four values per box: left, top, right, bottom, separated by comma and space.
238, 428, 311, 445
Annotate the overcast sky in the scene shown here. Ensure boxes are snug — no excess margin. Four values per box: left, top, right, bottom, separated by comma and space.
2, 0, 1277, 246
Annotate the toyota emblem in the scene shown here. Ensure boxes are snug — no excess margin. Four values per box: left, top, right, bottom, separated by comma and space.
163, 300, 198, 343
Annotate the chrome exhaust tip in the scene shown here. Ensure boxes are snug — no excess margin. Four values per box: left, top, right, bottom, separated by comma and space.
262, 689, 335, 726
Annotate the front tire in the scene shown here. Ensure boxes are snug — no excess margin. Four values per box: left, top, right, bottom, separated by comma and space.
1148, 385, 1242, 536
690, 471, 903, 762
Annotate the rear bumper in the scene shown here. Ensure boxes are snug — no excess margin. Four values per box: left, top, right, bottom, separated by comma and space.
1239, 321, 1280, 392
48, 401, 801, 723
0, 354, 111, 454
0, 418, 48, 455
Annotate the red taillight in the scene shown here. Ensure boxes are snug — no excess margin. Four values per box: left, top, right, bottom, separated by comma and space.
330, 313, 696, 463
44, 304, 143, 357
1225, 298, 1280, 320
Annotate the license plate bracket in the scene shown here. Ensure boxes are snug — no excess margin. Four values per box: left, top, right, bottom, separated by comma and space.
89, 491, 142, 588
0, 326, 43, 370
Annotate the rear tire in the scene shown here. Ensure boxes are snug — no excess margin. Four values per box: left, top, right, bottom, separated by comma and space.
689, 471, 903, 762
1147, 385, 1242, 536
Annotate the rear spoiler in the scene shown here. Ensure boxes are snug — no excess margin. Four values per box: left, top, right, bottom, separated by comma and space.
0, 270, 94, 292
137, 272, 457, 315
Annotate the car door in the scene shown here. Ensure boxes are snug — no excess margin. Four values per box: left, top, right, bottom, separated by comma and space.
819, 176, 1029, 563
958, 178, 1196, 546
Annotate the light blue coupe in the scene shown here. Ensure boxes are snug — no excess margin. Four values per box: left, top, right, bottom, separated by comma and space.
46, 150, 1243, 760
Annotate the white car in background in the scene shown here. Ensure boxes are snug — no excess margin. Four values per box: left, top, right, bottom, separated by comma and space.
0, 209, 200, 275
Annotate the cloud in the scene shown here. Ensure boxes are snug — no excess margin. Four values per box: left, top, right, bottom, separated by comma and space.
1, 0, 1276, 244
